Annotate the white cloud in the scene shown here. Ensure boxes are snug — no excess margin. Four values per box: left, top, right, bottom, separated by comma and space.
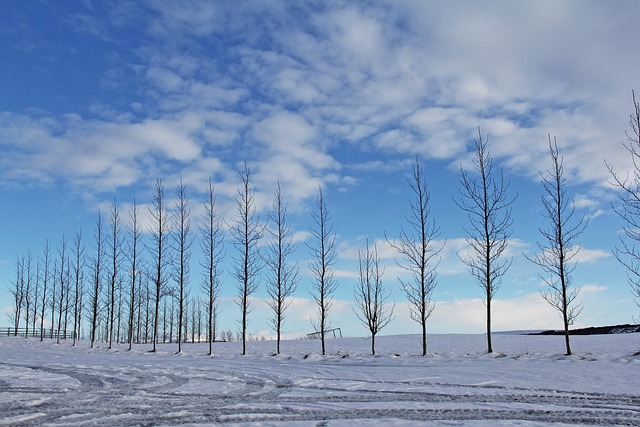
0, 106, 258, 195
146, 1, 224, 38
573, 247, 611, 263
574, 194, 599, 210
579, 284, 608, 294
249, 111, 339, 209
146, 67, 184, 92
6, 1, 640, 196
333, 269, 358, 280
428, 293, 561, 334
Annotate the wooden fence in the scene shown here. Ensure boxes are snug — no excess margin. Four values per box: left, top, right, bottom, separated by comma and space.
1, 327, 74, 340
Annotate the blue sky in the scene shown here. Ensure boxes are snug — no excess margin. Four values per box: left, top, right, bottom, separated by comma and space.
1, 0, 639, 340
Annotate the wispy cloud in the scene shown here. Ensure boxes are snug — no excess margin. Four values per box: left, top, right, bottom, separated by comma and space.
573, 247, 612, 264
579, 284, 608, 294
3, 1, 639, 201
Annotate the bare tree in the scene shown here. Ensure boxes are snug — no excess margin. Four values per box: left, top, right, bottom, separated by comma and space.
191, 297, 198, 343
229, 163, 264, 355
162, 291, 169, 343
136, 278, 143, 343
455, 128, 516, 353
77, 280, 85, 341
168, 295, 174, 343
136, 273, 144, 344
56, 236, 68, 344
50, 260, 58, 339
63, 259, 72, 340
149, 178, 171, 352
212, 303, 220, 343
200, 178, 224, 356
265, 181, 299, 354
527, 136, 587, 356
127, 199, 143, 350
31, 256, 41, 337
606, 90, 640, 315
39, 240, 51, 341
174, 178, 193, 353
103, 270, 111, 342
8, 254, 25, 336
182, 296, 189, 343
116, 277, 123, 343
387, 157, 443, 356
89, 213, 104, 348
107, 199, 123, 349
22, 252, 33, 338
72, 230, 85, 345
354, 240, 394, 355
144, 276, 151, 344
307, 186, 337, 356
196, 298, 203, 342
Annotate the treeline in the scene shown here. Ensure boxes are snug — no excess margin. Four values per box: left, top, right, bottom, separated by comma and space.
6, 93, 640, 357
6, 164, 332, 356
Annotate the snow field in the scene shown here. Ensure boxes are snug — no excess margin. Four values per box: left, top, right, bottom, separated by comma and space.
1, 333, 639, 426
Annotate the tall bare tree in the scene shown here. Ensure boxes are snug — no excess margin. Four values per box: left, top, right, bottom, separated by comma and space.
527, 136, 587, 356
191, 297, 199, 343
56, 236, 68, 344
89, 213, 104, 348
174, 178, 193, 353
196, 298, 203, 342
31, 255, 41, 337
307, 186, 337, 356
455, 128, 516, 353
107, 199, 123, 349
77, 280, 85, 341
127, 199, 143, 350
63, 256, 72, 340
149, 178, 171, 352
229, 163, 263, 355
606, 90, 640, 314
8, 254, 25, 336
143, 276, 151, 343
264, 181, 299, 354
354, 240, 394, 356
115, 277, 124, 343
200, 178, 224, 356
17, 252, 33, 338
182, 296, 189, 343
39, 240, 51, 341
387, 157, 443, 356
72, 230, 84, 345
50, 260, 58, 339
135, 273, 144, 343
24, 252, 34, 338
212, 303, 220, 343
136, 278, 143, 343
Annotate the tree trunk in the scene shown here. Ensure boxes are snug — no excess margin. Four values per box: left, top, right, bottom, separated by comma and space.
371, 333, 376, 356
486, 292, 493, 354
421, 318, 427, 356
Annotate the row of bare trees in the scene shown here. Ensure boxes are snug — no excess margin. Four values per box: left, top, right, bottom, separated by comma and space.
5, 163, 327, 355
0, 141, 590, 357
8, 92, 640, 356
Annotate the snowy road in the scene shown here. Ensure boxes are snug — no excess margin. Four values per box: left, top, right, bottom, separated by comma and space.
1, 334, 640, 426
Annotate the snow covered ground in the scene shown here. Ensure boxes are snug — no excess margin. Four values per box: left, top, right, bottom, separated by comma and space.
1, 333, 639, 426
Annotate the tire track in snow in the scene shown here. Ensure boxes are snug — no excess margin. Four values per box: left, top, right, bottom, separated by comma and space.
1, 361, 639, 426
